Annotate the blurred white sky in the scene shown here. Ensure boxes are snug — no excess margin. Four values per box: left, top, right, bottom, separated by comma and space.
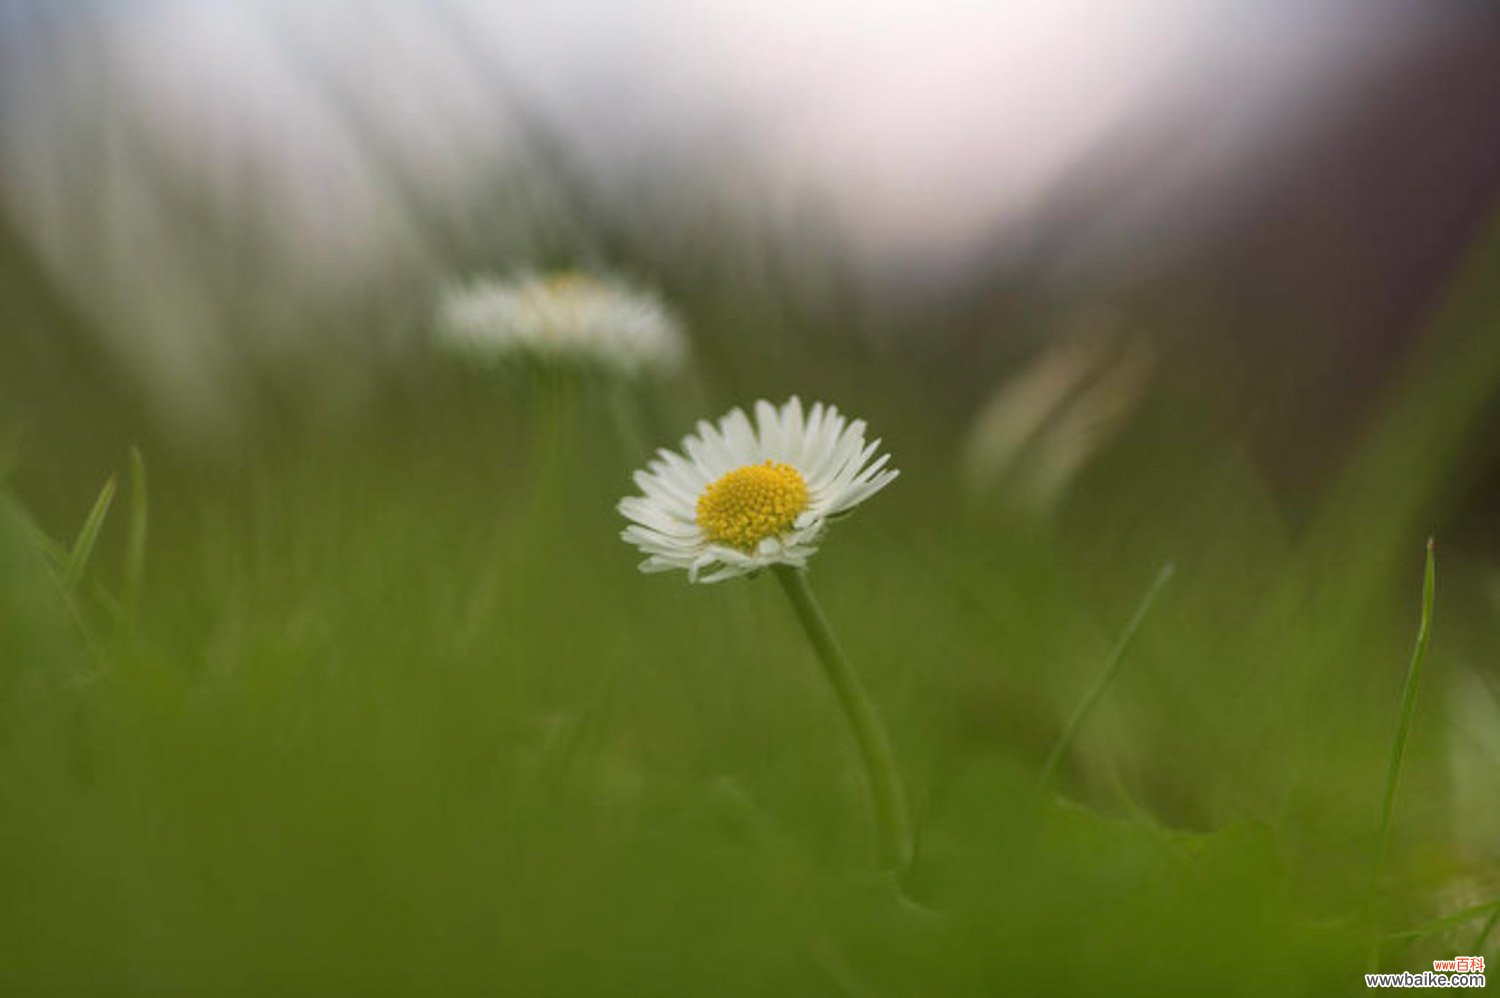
4, 0, 1423, 267
0, 0, 1440, 432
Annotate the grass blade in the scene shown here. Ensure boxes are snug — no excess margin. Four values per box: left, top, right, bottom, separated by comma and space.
1376, 538, 1437, 866
64, 474, 116, 592
1470, 904, 1500, 956
123, 447, 148, 616
19, 512, 70, 573
1381, 897, 1500, 950
1040, 562, 1175, 788
1367, 538, 1438, 971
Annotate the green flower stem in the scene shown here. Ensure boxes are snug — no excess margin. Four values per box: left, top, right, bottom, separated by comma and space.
773, 564, 912, 872
522, 369, 571, 547
605, 378, 652, 465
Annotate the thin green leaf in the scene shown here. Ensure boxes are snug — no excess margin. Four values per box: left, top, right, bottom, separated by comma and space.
1377, 538, 1437, 865
1040, 562, 1176, 788
1384, 897, 1500, 949
123, 446, 148, 615
20, 512, 70, 573
64, 474, 117, 592
1367, 538, 1438, 971
1470, 904, 1500, 955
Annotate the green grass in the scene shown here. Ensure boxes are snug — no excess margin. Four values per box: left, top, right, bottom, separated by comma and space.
2, 229, 1500, 993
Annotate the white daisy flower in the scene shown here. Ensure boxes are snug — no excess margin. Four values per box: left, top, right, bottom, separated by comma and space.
432, 271, 687, 377
618, 397, 899, 583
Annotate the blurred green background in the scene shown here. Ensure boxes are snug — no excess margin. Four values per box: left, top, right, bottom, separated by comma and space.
4, 1, 1500, 993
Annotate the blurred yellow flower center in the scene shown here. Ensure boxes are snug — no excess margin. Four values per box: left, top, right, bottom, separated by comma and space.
528, 272, 601, 339
539, 271, 598, 295
696, 461, 809, 550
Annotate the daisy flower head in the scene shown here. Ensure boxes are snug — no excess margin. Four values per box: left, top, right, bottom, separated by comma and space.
618, 397, 899, 583
432, 270, 688, 377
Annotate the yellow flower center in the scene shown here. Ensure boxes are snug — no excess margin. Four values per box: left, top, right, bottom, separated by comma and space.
696, 461, 810, 550
539, 271, 597, 295
524, 272, 603, 340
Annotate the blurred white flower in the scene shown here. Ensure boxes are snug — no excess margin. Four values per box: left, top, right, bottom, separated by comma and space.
619, 397, 898, 583
433, 271, 688, 377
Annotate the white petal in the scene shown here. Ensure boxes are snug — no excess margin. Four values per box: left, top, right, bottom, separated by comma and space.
640, 555, 688, 573
824, 437, 882, 495
621, 524, 699, 554
684, 427, 734, 479
720, 407, 760, 465
807, 409, 850, 482
849, 449, 892, 486
827, 468, 899, 514
696, 563, 754, 584
780, 397, 806, 463
619, 505, 700, 540
688, 552, 718, 583
651, 448, 712, 493
800, 402, 825, 465
807, 419, 865, 487
754, 399, 785, 459
632, 470, 698, 516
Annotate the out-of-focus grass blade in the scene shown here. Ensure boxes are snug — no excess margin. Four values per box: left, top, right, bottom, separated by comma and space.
1368, 538, 1437, 970
1376, 538, 1437, 864
63, 474, 116, 592
123, 446, 148, 615
20, 515, 69, 573
1312, 208, 1500, 606
1470, 905, 1500, 955
0, 428, 20, 484
1382, 896, 1499, 950
1039, 561, 1175, 788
